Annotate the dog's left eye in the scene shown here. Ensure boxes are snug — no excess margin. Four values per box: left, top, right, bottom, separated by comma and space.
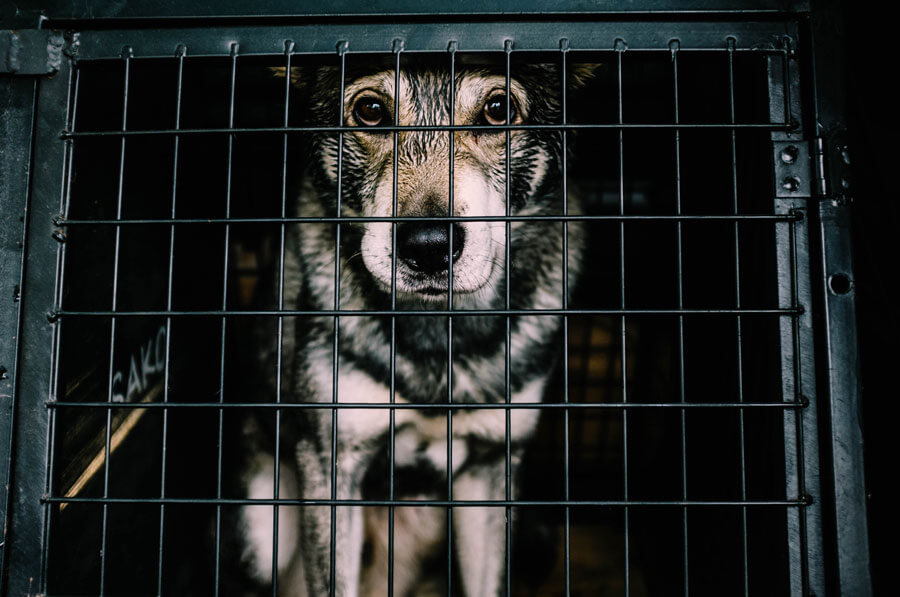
482, 94, 516, 126
353, 97, 386, 127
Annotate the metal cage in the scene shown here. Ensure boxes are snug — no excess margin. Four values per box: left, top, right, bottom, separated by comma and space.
0, 2, 870, 596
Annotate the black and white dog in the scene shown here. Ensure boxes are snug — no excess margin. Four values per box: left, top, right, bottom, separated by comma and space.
234, 57, 592, 597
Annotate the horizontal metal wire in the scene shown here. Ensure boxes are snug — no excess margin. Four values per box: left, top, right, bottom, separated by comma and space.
45, 401, 804, 410
43, 496, 808, 508
56, 213, 802, 226
51, 308, 801, 319
62, 121, 792, 139
69, 46, 790, 61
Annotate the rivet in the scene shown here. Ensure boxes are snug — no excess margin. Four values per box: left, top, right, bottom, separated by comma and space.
782, 177, 801, 192
840, 146, 851, 165
779, 145, 799, 164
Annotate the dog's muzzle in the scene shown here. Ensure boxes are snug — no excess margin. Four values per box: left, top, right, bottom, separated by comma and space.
397, 222, 465, 276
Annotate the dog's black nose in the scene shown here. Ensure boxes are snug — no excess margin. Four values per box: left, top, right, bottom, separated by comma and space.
397, 222, 464, 275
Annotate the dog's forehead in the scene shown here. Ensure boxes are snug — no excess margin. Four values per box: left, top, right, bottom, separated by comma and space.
343, 67, 529, 125
344, 68, 521, 103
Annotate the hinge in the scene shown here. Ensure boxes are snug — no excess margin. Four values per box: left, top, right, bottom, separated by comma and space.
812, 137, 828, 197
825, 129, 853, 202
0, 29, 64, 75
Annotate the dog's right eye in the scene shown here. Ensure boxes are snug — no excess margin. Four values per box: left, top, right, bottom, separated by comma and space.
353, 97, 386, 127
482, 93, 517, 126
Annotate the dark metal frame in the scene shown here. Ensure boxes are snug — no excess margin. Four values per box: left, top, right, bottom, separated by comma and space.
0, 58, 39, 593
0, 2, 869, 596
4, 0, 811, 24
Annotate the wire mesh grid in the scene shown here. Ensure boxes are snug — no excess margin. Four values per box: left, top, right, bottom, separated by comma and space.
33, 27, 811, 597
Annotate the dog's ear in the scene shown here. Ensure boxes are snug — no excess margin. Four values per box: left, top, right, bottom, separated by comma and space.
568, 63, 605, 88
270, 66, 305, 88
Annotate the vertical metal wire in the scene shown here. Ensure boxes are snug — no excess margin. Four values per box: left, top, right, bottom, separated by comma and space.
388, 37, 403, 597
780, 42, 794, 129
214, 43, 239, 597
503, 38, 513, 597
614, 39, 631, 597
331, 39, 349, 597
157, 44, 186, 596
670, 40, 690, 597
779, 43, 811, 593
559, 37, 571, 597
726, 37, 751, 597
787, 206, 811, 594
271, 39, 295, 596
99, 46, 132, 596
44, 62, 81, 589
43, 373, 59, 590
446, 39, 457, 597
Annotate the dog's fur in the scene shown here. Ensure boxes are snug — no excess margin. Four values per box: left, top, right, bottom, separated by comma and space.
233, 58, 590, 597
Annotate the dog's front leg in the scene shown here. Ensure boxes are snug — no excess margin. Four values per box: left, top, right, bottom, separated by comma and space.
452, 449, 522, 597
296, 434, 375, 597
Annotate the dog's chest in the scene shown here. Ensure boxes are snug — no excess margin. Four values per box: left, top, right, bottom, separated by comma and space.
305, 361, 544, 462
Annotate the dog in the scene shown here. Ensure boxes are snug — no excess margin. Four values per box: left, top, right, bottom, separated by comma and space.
231, 56, 593, 597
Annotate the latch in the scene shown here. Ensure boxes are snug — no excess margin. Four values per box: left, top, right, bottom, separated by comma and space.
1, 29, 64, 75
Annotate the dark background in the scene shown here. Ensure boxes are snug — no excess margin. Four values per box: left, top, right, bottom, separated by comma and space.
841, 2, 898, 595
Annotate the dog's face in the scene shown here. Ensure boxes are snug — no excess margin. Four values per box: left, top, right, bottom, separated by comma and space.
344, 69, 531, 301
290, 60, 585, 304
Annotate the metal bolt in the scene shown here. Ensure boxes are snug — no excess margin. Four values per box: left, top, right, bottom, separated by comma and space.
782, 177, 801, 192
0, 366, 8, 380
840, 145, 851, 165
779, 145, 799, 164
841, 177, 850, 190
